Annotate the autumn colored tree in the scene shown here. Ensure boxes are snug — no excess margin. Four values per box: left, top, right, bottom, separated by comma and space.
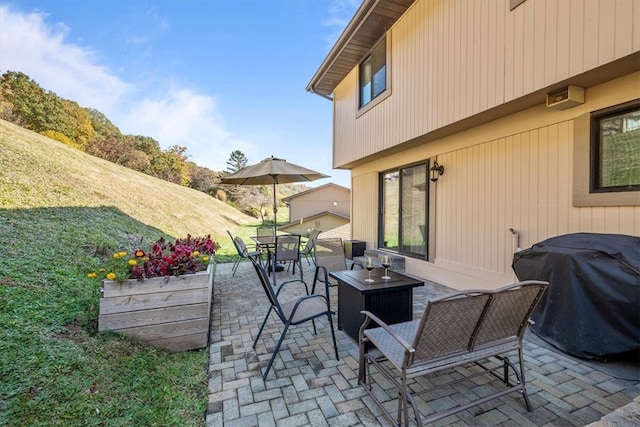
61, 99, 96, 150
86, 133, 131, 163
86, 108, 121, 141
121, 135, 154, 173
0, 71, 79, 145
39, 130, 74, 146
188, 163, 220, 193
0, 70, 228, 198
0, 71, 45, 128
152, 145, 190, 185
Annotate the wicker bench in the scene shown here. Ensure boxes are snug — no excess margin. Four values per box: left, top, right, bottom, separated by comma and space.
358, 280, 548, 426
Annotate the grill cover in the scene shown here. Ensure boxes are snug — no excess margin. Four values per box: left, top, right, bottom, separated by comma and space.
512, 233, 640, 359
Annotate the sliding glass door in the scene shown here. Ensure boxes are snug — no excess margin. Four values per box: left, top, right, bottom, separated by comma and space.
380, 162, 428, 258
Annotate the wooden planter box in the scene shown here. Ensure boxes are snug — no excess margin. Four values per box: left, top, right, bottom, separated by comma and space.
99, 264, 214, 353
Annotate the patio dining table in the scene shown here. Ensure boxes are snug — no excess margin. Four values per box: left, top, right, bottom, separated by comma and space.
249, 232, 302, 249
249, 235, 276, 249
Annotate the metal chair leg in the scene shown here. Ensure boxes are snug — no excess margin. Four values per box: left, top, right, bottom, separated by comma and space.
231, 256, 241, 276
253, 306, 273, 349
328, 313, 339, 360
262, 324, 290, 381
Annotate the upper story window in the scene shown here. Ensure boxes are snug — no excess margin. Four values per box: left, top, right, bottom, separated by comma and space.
591, 101, 640, 193
359, 36, 387, 108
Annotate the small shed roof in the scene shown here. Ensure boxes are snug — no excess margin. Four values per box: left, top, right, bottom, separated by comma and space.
317, 223, 351, 241
279, 210, 351, 229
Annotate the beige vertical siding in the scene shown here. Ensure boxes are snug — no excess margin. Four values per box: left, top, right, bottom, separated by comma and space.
333, 0, 640, 167
349, 73, 640, 288
351, 172, 379, 248
438, 123, 571, 274
436, 119, 640, 280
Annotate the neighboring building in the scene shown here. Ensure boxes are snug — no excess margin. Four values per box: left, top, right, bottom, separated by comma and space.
308, 0, 640, 289
283, 183, 350, 221
279, 183, 351, 235
279, 211, 350, 237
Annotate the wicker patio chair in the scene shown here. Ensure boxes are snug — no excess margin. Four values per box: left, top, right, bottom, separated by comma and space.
251, 258, 338, 381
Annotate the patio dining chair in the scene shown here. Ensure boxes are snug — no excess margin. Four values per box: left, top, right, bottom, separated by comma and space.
312, 238, 346, 295
227, 230, 241, 274
229, 233, 263, 276
257, 226, 275, 239
269, 234, 303, 286
256, 226, 275, 250
251, 258, 338, 381
299, 228, 321, 265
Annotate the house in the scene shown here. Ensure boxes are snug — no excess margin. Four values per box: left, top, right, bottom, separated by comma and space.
279, 183, 351, 236
307, 0, 640, 289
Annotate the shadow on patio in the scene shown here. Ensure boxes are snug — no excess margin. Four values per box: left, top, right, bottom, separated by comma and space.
206, 259, 639, 426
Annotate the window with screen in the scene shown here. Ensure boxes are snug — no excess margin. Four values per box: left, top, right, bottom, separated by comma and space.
591, 101, 640, 193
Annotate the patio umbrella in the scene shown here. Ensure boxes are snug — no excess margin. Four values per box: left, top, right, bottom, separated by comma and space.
220, 156, 329, 235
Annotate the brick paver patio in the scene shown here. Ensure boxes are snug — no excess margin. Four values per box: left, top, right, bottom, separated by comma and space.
206, 260, 639, 426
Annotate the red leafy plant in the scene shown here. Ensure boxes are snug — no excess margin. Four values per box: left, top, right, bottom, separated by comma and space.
89, 235, 216, 281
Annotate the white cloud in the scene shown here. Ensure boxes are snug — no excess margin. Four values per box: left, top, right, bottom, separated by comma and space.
322, 0, 362, 47
0, 4, 255, 172
0, 5, 130, 113
118, 86, 257, 171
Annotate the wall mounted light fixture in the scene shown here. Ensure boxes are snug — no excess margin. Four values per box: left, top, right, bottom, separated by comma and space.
430, 161, 444, 182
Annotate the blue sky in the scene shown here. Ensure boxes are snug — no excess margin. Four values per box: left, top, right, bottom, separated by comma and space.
0, 1, 359, 188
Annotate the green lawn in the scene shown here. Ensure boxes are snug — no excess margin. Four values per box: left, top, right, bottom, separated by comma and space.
0, 120, 264, 426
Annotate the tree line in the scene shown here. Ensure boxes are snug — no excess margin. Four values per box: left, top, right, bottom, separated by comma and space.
0, 70, 306, 220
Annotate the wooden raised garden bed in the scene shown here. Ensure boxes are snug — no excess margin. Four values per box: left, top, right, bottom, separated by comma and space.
99, 263, 214, 352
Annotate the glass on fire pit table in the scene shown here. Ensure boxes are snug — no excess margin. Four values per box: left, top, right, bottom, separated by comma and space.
380, 254, 391, 280
364, 257, 375, 283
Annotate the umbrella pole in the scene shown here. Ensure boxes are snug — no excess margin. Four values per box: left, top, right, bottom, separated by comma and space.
272, 182, 277, 236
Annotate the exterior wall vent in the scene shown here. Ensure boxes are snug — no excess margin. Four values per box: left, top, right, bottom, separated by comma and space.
546, 85, 585, 110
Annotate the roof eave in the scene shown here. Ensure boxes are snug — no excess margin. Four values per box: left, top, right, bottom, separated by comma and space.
306, 0, 415, 98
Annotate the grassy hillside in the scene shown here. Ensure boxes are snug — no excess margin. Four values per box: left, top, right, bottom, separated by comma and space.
0, 119, 258, 426
0, 118, 255, 242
